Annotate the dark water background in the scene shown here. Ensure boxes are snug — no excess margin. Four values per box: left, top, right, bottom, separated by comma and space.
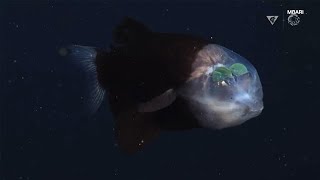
1, 0, 317, 179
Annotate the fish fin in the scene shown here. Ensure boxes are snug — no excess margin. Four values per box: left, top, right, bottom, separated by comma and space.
137, 89, 177, 113
64, 45, 106, 114
113, 17, 151, 45
114, 108, 160, 154
108, 90, 160, 154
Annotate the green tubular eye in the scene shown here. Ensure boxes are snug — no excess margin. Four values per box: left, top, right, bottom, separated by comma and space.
212, 67, 232, 82
229, 63, 248, 76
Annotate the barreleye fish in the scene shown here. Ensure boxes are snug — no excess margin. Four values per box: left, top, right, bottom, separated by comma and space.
61, 17, 264, 153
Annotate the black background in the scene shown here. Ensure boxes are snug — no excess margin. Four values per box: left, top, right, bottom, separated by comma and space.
1, 0, 317, 179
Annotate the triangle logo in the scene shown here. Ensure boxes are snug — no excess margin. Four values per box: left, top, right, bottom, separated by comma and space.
266, 16, 279, 25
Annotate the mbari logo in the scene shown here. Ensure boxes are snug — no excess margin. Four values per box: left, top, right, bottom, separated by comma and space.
287, 10, 304, 15
287, 10, 304, 26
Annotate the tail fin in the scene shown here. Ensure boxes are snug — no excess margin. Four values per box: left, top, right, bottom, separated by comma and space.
61, 45, 106, 114
113, 17, 151, 45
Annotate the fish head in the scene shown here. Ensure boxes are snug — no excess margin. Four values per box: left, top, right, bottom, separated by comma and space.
181, 44, 264, 129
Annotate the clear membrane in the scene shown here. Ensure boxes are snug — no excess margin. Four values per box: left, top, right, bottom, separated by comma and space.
180, 44, 264, 129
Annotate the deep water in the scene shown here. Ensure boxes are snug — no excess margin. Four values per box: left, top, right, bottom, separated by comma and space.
1, 0, 317, 180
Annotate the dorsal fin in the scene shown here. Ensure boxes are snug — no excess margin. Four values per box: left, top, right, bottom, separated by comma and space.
112, 17, 151, 45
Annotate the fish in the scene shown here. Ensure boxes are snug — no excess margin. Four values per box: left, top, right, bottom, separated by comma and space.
61, 17, 264, 154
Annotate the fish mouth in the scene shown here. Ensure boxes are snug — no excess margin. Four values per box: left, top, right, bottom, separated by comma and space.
242, 101, 264, 119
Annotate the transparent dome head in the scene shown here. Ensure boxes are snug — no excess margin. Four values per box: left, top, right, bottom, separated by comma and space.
180, 44, 264, 129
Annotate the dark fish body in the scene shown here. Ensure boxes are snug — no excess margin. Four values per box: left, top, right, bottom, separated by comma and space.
64, 17, 264, 153
96, 25, 208, 103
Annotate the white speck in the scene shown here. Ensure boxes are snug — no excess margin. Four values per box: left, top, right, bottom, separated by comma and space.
215, 63, 224, 68
283, 154, 286, 158
21, 76, 25, 80
138, 140, 144, 146
210, 36, 213, 40
205, 67, 213, 75
16, 24, 19, 28
221, 81, 228, 86
114, 168, 119, 176
162, 8, 169, 16
186, 27, 190, 31
13, 60, 17, 63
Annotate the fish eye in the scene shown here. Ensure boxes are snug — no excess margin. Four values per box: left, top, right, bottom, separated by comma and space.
211, 66, 232, 82
229, 63, 248, 76
211, 63, 249, 86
